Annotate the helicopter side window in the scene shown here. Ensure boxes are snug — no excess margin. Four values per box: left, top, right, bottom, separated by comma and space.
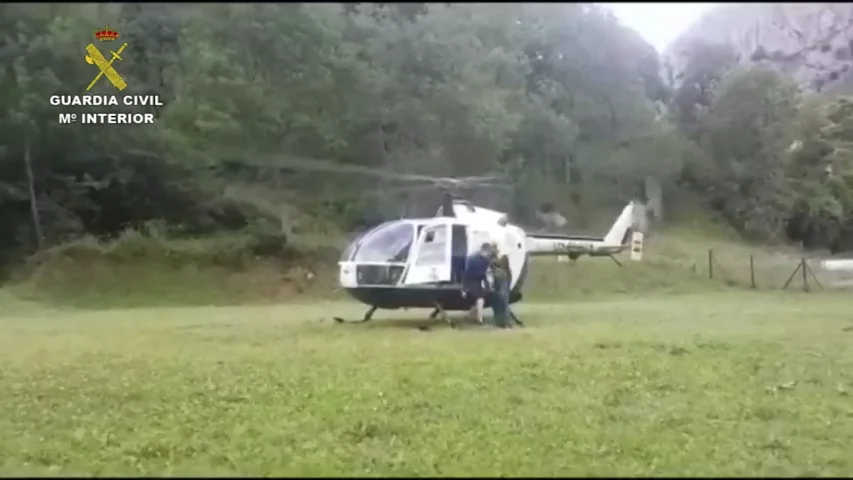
353, 222, 416, 264
416, 225, 447, 266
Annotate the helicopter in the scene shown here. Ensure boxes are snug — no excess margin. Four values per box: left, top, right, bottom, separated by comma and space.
336, 191, 639, 325
214, 152, 640, 326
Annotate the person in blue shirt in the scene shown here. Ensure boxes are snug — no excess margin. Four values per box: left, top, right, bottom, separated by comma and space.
463, 242, 493, 324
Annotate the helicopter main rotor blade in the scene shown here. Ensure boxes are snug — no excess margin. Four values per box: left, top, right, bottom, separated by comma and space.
182, 148, 510, 186
125, 145, 512, 190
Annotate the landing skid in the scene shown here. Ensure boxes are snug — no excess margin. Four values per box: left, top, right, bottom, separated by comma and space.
428, 303, 455, 329
332, 304, 455, 330
333, 305, 377, 324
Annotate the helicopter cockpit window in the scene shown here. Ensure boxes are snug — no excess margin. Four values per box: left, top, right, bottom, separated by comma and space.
340, 241, 357, 262
353, 222, 416, 264
340, 230, 368, 262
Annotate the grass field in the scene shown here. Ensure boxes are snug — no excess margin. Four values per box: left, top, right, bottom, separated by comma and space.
2, 292, 853, 476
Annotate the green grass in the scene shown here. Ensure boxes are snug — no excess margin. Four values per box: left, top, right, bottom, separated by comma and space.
2, 292, 853, 476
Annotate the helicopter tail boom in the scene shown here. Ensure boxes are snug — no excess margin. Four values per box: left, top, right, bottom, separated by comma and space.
526, 202, 638, 257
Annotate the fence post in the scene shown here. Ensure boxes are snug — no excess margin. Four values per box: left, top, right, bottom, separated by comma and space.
801, 257, 809, 292
708, 249, 714, 279
749, 255, 756, 289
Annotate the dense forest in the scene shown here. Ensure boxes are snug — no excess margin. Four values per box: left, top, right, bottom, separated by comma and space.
3, 2, 853, 271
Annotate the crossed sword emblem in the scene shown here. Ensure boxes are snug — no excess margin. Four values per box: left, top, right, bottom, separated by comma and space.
84, 42, 128, 92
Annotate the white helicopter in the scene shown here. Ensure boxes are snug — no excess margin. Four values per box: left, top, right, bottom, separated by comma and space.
336, 192, 639, 325
218, 154, 639, 326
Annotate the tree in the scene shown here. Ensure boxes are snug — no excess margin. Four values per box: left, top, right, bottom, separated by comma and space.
0, 3, 701, 266
670, 41, 739, 140
785, 96, 853, 250
697, 66, 801, 239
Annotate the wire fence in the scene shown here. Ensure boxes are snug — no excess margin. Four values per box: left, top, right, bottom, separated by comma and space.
698, 248, 851, 292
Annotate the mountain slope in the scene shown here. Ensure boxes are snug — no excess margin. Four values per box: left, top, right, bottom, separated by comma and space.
664, 3, 853, 92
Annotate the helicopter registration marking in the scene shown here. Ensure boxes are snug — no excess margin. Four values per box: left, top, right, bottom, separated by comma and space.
556, 242, 593, 251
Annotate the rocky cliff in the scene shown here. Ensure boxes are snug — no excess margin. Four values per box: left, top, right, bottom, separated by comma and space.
663, 3, 853, 93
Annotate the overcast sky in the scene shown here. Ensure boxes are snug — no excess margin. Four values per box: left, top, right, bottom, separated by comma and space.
603, 3, 718, 52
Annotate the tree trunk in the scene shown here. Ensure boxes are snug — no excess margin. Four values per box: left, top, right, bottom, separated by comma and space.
567, 152, 583, 207
24, 134, 44, 250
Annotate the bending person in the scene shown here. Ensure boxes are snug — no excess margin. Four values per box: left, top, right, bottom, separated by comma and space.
490, 243, 523, 328
489, 244, 510, 328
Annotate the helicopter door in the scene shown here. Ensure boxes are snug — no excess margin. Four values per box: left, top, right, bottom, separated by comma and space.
403, 222, 452, 285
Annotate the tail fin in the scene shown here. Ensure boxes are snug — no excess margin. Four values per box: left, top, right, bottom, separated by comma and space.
602, 202, 637, 246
